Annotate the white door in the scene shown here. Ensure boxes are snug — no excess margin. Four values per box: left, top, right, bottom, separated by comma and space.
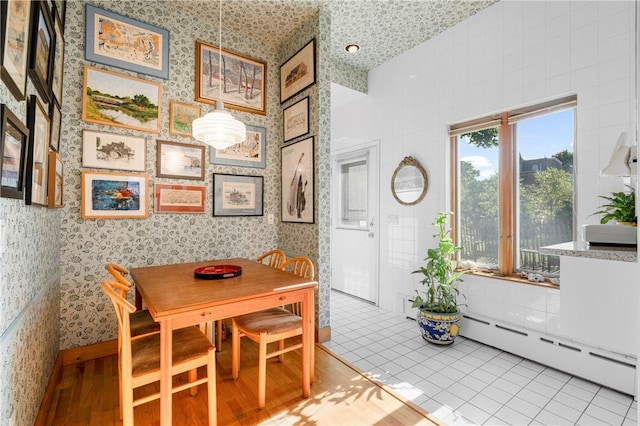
330, 143, 379, 303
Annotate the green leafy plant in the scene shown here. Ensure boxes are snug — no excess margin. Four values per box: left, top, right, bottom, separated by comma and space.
412, 212, 468, 313
593, 185, 636, 225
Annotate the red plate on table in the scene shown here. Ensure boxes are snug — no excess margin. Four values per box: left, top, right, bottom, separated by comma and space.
194, 265, 242, 280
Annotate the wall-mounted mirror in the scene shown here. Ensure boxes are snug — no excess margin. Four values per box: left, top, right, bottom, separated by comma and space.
391, 156, 428, 205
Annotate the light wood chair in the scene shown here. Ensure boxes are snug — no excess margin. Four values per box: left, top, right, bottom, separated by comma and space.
257, 249, 286, 269
231, 256, 314, 409
106, 263, 159, 339
101, 279, 217, 425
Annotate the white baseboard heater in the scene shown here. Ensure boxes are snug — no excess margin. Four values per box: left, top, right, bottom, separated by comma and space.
461, 313, 636, 396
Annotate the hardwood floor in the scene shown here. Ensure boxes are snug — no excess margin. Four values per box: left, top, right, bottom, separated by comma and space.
42, 335, 440, 425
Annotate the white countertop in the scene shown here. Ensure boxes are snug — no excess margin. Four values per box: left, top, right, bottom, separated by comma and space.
539, 241, 637, 263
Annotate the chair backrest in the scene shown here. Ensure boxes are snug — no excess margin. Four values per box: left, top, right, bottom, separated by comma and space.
101, 279, 136, 370
280, 257, 314, 316
280, 256, 314, 279
106, 263, 132, 288
257, 249, 286, 269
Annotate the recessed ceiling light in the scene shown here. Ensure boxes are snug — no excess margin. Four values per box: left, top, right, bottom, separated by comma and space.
345, 43, 360, 53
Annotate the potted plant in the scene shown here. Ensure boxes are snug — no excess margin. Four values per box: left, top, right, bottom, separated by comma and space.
412, 212, 467, 345
593, 185, 636, 225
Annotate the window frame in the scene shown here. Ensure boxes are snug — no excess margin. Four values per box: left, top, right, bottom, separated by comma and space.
450, 96, 576, 279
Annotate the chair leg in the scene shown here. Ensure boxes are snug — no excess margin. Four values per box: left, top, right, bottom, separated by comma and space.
189, 368, 198, 396
207, 348, 217, 426
122, 383, 134, 426
231, 321, 240, 380
278, 339, 285, 362
258, 332, 267, 409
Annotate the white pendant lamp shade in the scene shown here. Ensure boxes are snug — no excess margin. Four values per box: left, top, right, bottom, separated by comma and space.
192, 102, 246, 150
191, 0, 246, 150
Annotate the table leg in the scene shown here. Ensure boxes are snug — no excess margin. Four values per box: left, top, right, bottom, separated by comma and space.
134, 287, 142, 310
160, 319, 172, 425
301, 289, 313, 398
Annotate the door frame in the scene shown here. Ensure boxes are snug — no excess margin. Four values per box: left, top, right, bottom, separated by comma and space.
330, 140, 380, 305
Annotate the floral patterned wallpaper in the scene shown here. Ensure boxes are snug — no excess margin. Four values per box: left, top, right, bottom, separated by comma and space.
0, 74, 61, 426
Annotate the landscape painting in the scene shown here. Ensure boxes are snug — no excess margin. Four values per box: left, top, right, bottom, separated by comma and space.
82, 65, 162, 133
195, 40, 266, 115
82, 130, 146, 172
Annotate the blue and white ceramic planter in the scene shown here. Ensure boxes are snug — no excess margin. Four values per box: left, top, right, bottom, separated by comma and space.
416, 309, 461, 345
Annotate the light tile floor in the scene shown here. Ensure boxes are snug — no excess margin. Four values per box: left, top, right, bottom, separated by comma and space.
323, 290, 637, 425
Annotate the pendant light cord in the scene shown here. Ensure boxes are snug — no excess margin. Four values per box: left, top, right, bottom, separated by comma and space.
218, 0, 222, 103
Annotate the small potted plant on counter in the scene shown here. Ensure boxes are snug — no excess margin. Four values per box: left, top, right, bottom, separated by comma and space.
412, 212, 468, 345
593, 185, 636, 226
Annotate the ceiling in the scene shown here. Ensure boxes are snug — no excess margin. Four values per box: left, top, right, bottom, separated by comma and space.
211, 0, 499, 71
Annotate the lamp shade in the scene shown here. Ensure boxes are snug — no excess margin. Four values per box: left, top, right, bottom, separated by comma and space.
192, 102, 246, 150
600, 132, 634, 177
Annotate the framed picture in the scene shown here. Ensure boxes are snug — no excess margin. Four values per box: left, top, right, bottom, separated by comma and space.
156, 140, 205, 180
195, 40, 266, 115
81, 170, 148, 219
212, 173, 263, 217
0, 104, 29, 199
169, 101, 201, 137
28, 0, 54, 104
283, 96, 309, 142
47, 151, 63, 208
154, 183, 206, 213
52, 1, 66, 30
281, 136, 314, 223
280, 39, 315, 104
50, 5, 64, 104
25, 95, 50, 206
209, 124, 266, 169
82, 65, 162, 133
1, 0, 33, 101
49, 99, 61, 151
85, 4, 170, 79
82, 130, 146, 172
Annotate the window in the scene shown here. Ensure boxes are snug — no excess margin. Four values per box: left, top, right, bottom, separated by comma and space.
450, 96, 576, 279
337, 157, 368, 229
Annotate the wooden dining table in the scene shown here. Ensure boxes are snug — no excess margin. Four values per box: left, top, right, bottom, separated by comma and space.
130, 257, 318, 426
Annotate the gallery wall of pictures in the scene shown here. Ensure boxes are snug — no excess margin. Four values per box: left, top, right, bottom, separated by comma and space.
1, 0, 318, 221
0, 0, 66, 209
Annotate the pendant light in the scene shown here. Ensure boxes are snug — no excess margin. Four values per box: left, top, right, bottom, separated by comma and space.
192, 0, 246, 149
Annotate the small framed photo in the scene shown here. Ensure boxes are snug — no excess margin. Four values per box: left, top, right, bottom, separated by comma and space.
154, 183, 206, 214
156, 140, 205, 180
209, 124, 266, 169
28, 0, 54, 104
280, 39, 315, 104
212, 173, 263, 217
0, 105, 29, 200
169, 101, 201, 137
195, 40, 266, 115
49, 99, 61, 152
26, 95, 50, 206
82, 65, 162, 133
1, 0, 33, 101
85, 4, 170, 79
82, 130, 146, 172
50, 4, 64, 104
283, 96, 309, 142
47, 151, 63, 208
81, 170, 148, 219
281, 136, 314, 223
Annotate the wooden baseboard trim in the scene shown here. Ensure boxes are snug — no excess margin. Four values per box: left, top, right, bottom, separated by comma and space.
316, 326, 331, 343
34, 352, 63, 426
62, 339, 117, 366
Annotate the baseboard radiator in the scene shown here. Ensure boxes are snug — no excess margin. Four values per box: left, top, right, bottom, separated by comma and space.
460, 313, 636, 396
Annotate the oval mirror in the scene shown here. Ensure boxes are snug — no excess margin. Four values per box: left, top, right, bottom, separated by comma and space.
391, 156, 428, 206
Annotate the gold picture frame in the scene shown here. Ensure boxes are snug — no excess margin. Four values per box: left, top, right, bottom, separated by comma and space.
81, 170, 149, 219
